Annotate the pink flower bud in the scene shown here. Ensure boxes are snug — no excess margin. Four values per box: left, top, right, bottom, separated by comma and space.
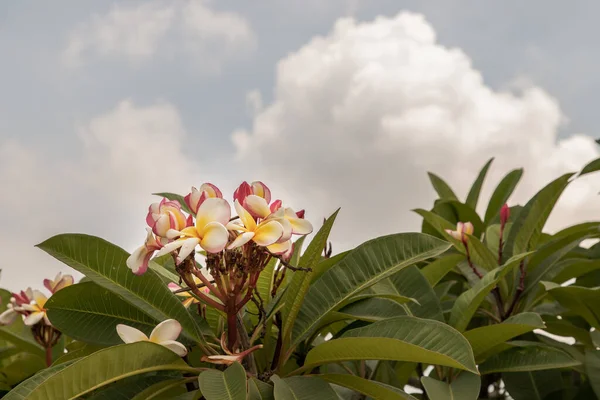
270, 199, 282, 213
146, 198, 187, 237
500, 204, 510, 226
233, 181, 252, 204
296, 209, 305, 219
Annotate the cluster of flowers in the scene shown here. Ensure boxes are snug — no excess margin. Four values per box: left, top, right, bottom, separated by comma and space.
127, 181, 312, 274
0, 273, 73, 327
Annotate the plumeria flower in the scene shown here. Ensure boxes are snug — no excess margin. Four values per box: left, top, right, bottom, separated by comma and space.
43, 272, 74, 294
184, 183, 222, 214
146, 199, 189, 237
168, 277, 209, 308
126, 228, 164, 275
227, 200, 285, 250
22, 290, 50, 326
157, 198, 231, 262
233, 181, 275, 218
116, 319, 187, 357
445, 222, 474, 242
0, 302, 17, 325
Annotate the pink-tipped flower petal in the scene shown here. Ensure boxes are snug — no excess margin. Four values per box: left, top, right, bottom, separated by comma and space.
199, 222, 229, 253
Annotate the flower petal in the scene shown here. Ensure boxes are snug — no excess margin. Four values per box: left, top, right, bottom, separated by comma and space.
0, 308, 17, 325
227, 232, 255, 250
116, 324, 148, 343
24, 312, 45, 326
234, 200, 256, 232
54, 275, 74, 292
244, 195, 271, 219
200, 222, 229, 253
196, 198, 231, 234
154, 239, 185, 258
253, 220, 284, 246
176, 238, 201, 262
267, 240, 292, 255
126, 245, 152, 274
150, 319, 182, 342
159, 340, 188, 357
32, 290, 47, 308
285, 208, 313, 235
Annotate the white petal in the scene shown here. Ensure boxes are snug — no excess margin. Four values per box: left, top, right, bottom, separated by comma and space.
126, 245, 150, 274
116, 324, 148, 343
0, 308, 17, 325
154, 240, 185, 257
159, 340, 188, 357
32, 290, 48, 308
176, 238, 201, 262
253, 220, 284, 246
24, 312, 44, 326
244, 195, 271, 219
150, 319, 182, 342
227, 232, 255, 249
200, 222, 229, 253
196, 198, 231, 234
267, 240, 292, 255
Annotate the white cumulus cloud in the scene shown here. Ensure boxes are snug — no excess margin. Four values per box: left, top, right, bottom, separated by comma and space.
232, 12, 600, 251
63, 0, 255, 70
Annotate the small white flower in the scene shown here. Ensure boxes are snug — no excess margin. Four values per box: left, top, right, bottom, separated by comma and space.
116, 319, 187, 357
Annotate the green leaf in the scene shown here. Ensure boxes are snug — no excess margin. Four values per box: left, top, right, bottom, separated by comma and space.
428, 172, 458, 200
292, 233, 450, 346
248, 258, 277, 316
281, 210, 339, 353
53, 343, 105, 365
541, 282, 600, 329
4, 342, 191, 400
85, 374, 177, 400
46, 282, 159, 346
198, 362, 247, 400
301, 316, 478, 374
585, 349, 600, 398
479, 342, 580, 374
502, 370, 563, 400
421, 372, 480, 400
505, 173, 573, 257
336, 297, 407, 322
319, 374, 417, 399
386, 266, 444, 321
466, 158, 494, 209
248, 378, 274, 400
271, 375, 338, 400
463, 313, 545, 361
130, 378, 188, 399
153, 192, 193, 214
36, 234, 205, 345
449, 253, 529, 332
484, 168, 523, 225
579, 157, 600, 176
421, 254, 464, 287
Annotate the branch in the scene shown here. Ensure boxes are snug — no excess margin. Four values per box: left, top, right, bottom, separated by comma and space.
267, 250, 312, 272
180, 273, 225, 311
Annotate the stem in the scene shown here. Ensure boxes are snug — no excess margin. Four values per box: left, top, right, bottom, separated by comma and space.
180, 273, 225, 311
227, 304, 238, 351
191, 268, 224, 300
271, 314, 284, 370
45, 346, 52, 367
237, 314, 258, 375
497, 225, 505, 265
337, 362, 356, 376
463, 240, 483, 279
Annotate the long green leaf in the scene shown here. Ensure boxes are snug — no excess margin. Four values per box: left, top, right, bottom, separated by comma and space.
319, 374, 416, 400
479, 343, 580, 374
585, 349, 600, 398
130, 378, 188, 399
421, 254, 464, 287
386, 266, 444, 321
292, 233, 451, 345
248, 378, 274, 400
502, 370, 563, 400
4, 342, 191, 399
484, 168, 523, 225
421, 372, 480, 400
579, 157, 600, 176
449, 253, 529, 332
466, 158, 494, 209
336, 297, 407, 322
46, 282, 159, 345
428, 172, 458, 200
281, 210, 339, 355
36, 234, 205, 344
300, 316, 478, 374
463, 313, 545, 361
198, 362, 247, 400
541, 282, 600, 329
505, 173, 573, 257
271, 375, 338, 400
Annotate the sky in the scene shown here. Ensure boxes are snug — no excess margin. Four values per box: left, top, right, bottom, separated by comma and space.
2, 0, 600, 291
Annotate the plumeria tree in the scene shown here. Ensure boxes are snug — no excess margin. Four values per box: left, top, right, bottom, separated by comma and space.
0, 166, 599, 399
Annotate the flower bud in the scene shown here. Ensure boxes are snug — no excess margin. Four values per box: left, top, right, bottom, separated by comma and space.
446, 221, 474, 242
500, 204, 510, 226
146, 198, 187, 237
184, 183, 222, 214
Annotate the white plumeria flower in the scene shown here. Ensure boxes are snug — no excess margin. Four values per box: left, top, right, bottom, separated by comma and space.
43, 272, 74, 294
445, 221, 474, 242
116, 319, 187, 357
0, 303, 18, 325
156, 198, 231, 262
226, 200, 284, 250
22, 290, 50, 326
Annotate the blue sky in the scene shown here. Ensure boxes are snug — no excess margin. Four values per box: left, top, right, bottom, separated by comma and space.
2, 0, 600, 291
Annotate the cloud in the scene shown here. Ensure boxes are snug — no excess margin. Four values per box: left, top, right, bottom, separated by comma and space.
0, 100, 202, 291
232, 12, 600, 251
63, 0, 255, 70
